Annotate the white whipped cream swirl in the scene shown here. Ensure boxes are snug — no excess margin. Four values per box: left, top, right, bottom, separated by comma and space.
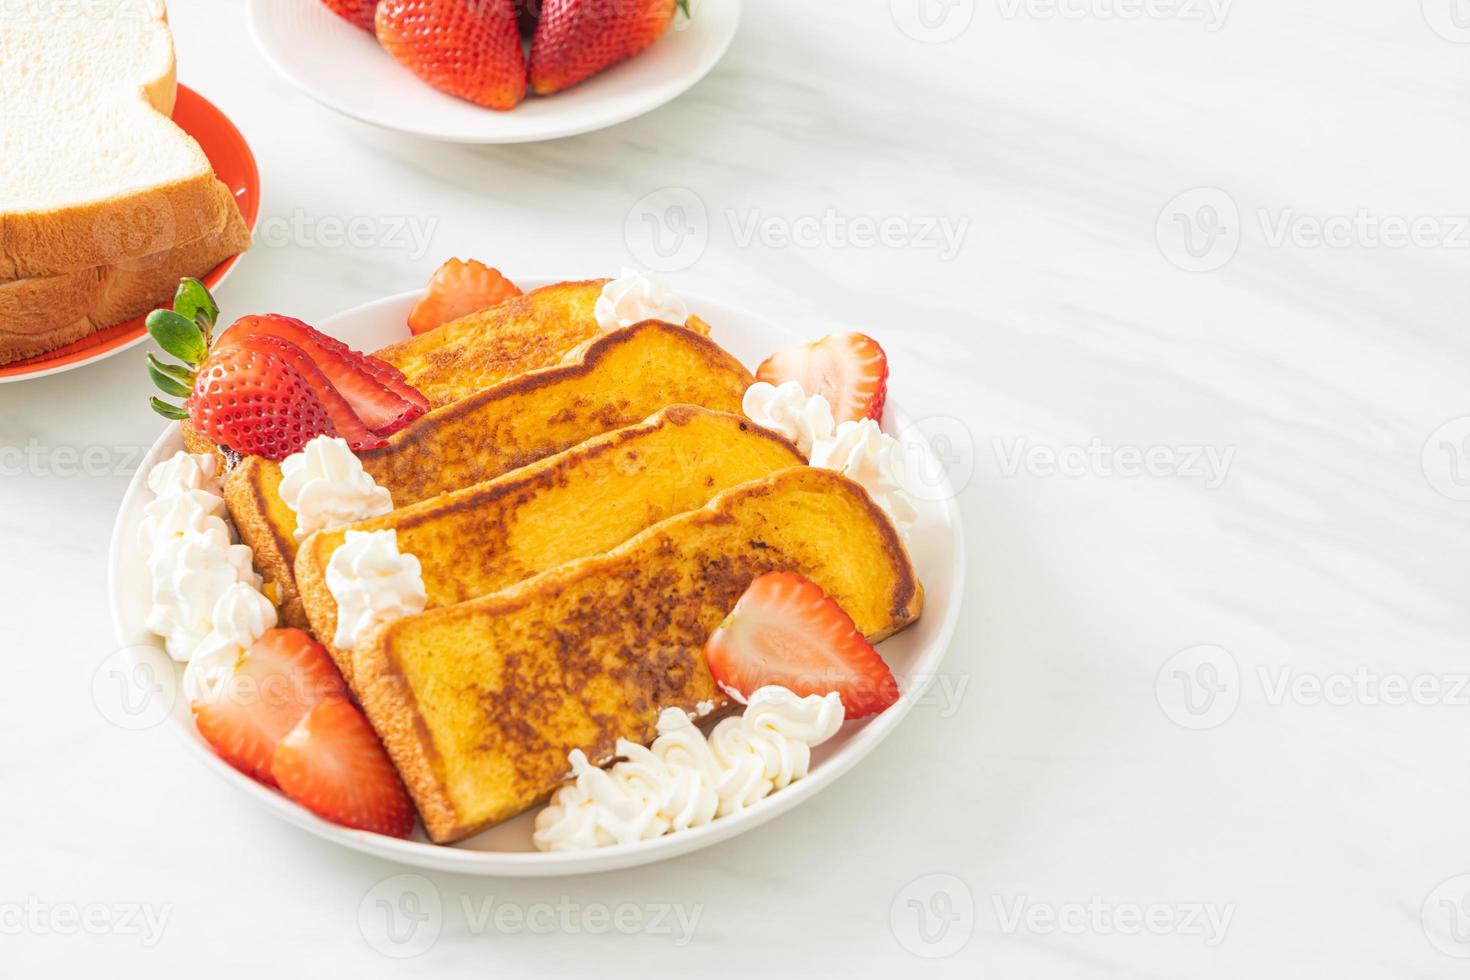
145, 525, 262, 661
593, 268, 689, 332
325, 529, 427, 649
146, 450, 221, 497
278, 435, 394, 541
811, 419, 918, 539
137, 488, 229, 553
140, 451, 275, 664
741, 381, 836, 457
182, 583, 278, 703
533, 687, 844, 852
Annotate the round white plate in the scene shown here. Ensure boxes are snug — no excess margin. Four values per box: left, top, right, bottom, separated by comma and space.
108, 279, 966, 875
246, 0, 741, 143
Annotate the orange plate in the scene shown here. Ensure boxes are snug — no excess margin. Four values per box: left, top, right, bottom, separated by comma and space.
0, 84, 261, 382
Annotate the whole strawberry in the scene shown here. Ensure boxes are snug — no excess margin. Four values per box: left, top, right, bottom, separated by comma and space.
321, 0, 378, 31
147, 288, 339, 460
376, 0, 527, 110
530, 0, 685, 96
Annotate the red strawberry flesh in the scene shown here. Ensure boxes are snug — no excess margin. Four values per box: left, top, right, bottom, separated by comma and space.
755, 332, 890, 424
705, 572, 899, 720
191, 628, 350, 786
272, 700, 416, 837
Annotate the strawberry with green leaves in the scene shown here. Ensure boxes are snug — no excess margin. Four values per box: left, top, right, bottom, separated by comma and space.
146, 279, 428, 461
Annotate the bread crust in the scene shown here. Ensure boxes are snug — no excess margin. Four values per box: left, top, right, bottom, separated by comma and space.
224, 457, 309, 629
0, 196, 251, 365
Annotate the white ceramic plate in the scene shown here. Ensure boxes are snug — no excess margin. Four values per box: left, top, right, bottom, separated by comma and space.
108, 280, 966, 875
246, 0, 741, 144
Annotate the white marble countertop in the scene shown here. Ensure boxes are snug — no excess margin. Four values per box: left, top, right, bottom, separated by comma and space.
4, 0, 1468, 975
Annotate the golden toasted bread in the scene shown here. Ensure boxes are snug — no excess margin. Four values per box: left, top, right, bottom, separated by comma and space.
293, 406, 806, 687
373, 279, 710, 408
226, 322, 753, 626
354, 466, 923, 843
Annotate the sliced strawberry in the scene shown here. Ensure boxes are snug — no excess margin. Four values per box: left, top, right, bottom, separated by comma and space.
321, 0, 378, 30
376, 0, 527, 111
187, 342, 338, 460
192, 629, 350, 786
241, 335, 387, 452
272, 700, 415, 837
705, 572, 899, 720
217, 314, 428, 436
755, 333, 890, 424
408, 259, 523, 336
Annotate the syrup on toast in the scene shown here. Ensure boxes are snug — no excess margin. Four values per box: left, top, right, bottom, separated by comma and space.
373, 279, 711, 408
294, 406, 806, 688
225, 321, 753, 626
353, 466, 923, 843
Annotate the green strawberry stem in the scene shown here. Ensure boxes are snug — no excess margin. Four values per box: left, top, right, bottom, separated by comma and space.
678, 0, 690, 16
146, 277, 222, 420
172, 277, 219, 345
147, 355, 193, 398
149, 397, 190, 421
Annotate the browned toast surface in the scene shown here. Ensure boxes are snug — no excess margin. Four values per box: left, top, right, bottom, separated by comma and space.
372, 279, 710, 408
225, 322, 753, 625
355, 466, 923, 843
294, 406, 805, 686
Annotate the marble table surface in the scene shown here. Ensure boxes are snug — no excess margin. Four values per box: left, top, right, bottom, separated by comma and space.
3, 0, 1467, 975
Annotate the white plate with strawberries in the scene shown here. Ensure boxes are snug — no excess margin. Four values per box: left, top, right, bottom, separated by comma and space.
109, 275, 965, 875
247, 0, 741, 143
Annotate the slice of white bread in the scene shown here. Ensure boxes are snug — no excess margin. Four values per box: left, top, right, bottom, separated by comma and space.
0, 210, 251, 363
0, 0, 249, 361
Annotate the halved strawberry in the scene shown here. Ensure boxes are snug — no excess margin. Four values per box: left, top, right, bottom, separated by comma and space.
407, 259, 522, 336
705, 572, 899, 720
192, 629, 350, 786
755, 333, 890, 424
321, 0, 378, 30
218, 314, 428, 435
184, 341, 339, 461
272, 700, 415, 837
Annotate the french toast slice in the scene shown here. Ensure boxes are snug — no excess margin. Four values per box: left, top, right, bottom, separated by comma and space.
353, 466, 923, 843
373, 279, 711, 408
225, 321, 753, 626
293, 406, 806, 687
